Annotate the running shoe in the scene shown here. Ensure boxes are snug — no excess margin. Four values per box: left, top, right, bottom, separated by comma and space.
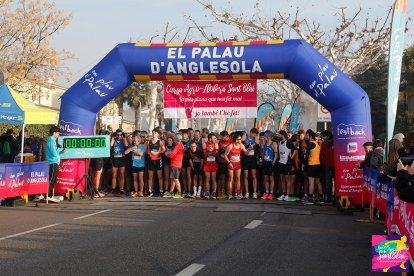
300, 195, 308, 202
130, 192, 137, 198
159, 191, 164, 197
205, 192, 211, 199
289, 196, 300, 202
261, 193, 269, 200
148, 192, 154, 198
191, 192, 197, 198
137, 192, 144, 197
277, 194, 285, 201
163, 191, 173, 198
33, 194, 45, 202
172, 193, 183, 199
210, 192, 217, 199
226, 194, 233, 200
237, 193, 244, 200
196, 192, 201, 199
47, 196, 61, 203
252, 193, 258, 199
304, 197, 315, 205
316, 197, 325, 205
283, 195, 290, 201
218, 193, 226, 199
268, 193, 273, 200
244, 193, 250, 199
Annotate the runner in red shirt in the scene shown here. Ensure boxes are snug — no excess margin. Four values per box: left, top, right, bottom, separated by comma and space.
218, 131, 232, 198
164, 135, 185, 198
224, 133, 249, 199
203, 133, 219, 199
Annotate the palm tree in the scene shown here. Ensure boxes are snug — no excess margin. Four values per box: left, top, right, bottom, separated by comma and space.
122, 82, 150, 130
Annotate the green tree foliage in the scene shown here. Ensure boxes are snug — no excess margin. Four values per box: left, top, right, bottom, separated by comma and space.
395, 46, 414, 135
354, 46, 414, 139
0, 123, 53, 139
353, 56, 388, 139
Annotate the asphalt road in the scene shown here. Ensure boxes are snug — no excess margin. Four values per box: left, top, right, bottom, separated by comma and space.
0, 197, 386, 276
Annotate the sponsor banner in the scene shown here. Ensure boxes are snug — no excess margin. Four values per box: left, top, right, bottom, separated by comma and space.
278, 103, 292, 130
164, 107, 256, 119
317, 103, 331, 122
333, 119, 372, 203
54, 159, 88, 195
392, 192, 414, 268
255, 103, 275, 131
289, 96, 301, 132
387, 0, 407, 143
0, 162, 49, 199
163, 80, 257, 119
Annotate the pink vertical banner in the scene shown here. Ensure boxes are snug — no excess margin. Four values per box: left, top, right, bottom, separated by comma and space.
54, 159, 88, 195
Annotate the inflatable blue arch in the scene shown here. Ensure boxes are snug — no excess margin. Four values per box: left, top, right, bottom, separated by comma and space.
59, 40, 372, 200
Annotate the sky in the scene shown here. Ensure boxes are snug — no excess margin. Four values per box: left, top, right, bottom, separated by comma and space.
47, 0, 414, 87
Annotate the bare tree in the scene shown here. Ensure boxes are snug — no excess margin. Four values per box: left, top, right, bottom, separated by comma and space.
186, 1, 393, 106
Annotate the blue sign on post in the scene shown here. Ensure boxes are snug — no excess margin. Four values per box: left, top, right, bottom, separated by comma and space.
58, 135, 110, 159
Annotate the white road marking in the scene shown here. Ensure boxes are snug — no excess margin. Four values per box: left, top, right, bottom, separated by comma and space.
175, 263, 206, 276
0, 223, 62, 241
73, 209, 111, 220
244, 219, 263, 229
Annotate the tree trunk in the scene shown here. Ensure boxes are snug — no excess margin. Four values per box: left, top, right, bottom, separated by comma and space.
96, 110, 103, 133
148, 81, 158, 132
135, 104, 141, 130
115, 98, 124, 130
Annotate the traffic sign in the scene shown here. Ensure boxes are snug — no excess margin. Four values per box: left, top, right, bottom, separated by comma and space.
317, 103, 331, 122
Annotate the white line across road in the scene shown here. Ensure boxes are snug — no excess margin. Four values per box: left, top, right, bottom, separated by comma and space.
0, 223, 62, 241
244, 220, 263, 229
175, 264, 206, 276
73, 209, 111, 220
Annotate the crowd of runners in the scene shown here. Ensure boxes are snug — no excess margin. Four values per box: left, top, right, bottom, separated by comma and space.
91, 126, 335, 205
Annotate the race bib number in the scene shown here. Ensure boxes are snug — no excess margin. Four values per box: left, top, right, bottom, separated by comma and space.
114, 154, 123, 158
207, 156, 216, 162
133, 155, 142, 160
151, 149, 158, 155
193, 157, 201, 163
264, 154, 271, 161
248, 150, 255, 156
231, 154, 240, 162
